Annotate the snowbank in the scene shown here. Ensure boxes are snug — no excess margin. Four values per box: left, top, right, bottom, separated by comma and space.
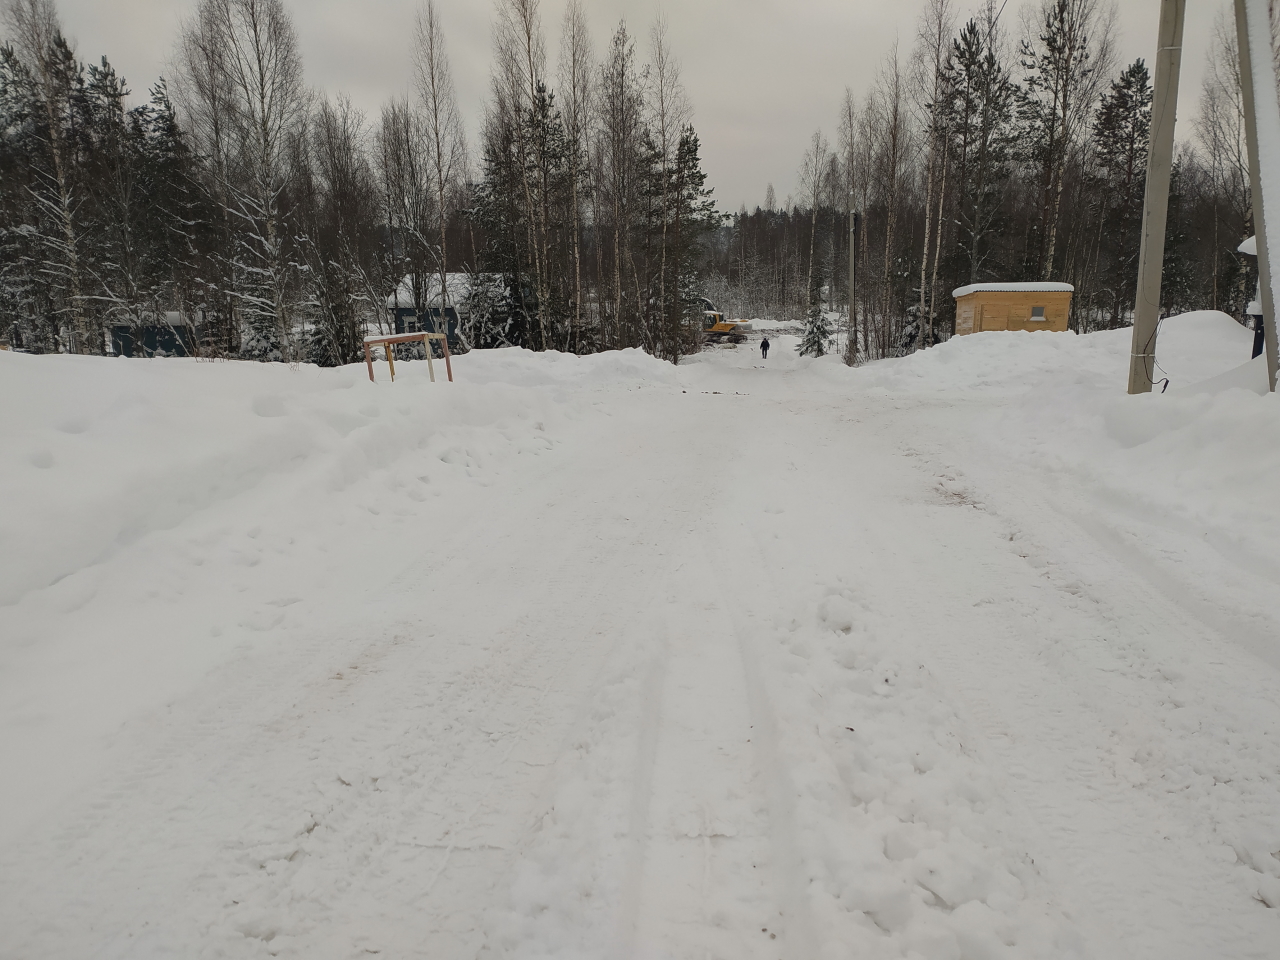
828, 309, 1280, 682
845, 311, 1252, 397
0, 347, 674, 610
0, 346, 678, 836
835, 313, 1280, 570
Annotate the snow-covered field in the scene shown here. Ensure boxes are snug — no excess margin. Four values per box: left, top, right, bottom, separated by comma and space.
2, 314, 1279, 959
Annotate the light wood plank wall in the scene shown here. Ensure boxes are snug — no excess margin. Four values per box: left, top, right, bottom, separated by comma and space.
954, 291, 1072, 336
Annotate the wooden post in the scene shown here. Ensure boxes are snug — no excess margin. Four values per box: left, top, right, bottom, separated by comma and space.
1127, 0, 1185, 394
441, 332, 454, 382
1235, 0, 1280, 392
364, 333, 453, 385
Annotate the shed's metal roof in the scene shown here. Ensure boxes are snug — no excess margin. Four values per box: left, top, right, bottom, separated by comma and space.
953, 282, 1075, 299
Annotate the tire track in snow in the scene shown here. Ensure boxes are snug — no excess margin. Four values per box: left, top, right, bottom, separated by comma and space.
622, 557, 784, 960
0, 403, 715, 960
479, 397, 811, 960
614, 614, 666, 959
721, 582, 822, 960
700, 398, 1088, 959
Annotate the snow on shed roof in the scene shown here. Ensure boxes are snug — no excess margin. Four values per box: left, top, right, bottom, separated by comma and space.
385, 273, 502, 309
1240, 235, 1258, 256
953, 282, 1075, 299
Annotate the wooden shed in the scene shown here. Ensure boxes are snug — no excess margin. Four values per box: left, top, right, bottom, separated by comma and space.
953, 282, 1074, 336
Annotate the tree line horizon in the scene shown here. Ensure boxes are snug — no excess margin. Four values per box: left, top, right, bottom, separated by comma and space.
0, 0, 1263, 365
730, 0, 1262, 360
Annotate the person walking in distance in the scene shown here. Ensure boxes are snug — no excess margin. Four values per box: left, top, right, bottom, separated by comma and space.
760, 337, 770, 360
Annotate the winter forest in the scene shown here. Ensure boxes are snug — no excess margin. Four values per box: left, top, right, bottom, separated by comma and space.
0, 0, 1266, 364
726, 0, 1267, 358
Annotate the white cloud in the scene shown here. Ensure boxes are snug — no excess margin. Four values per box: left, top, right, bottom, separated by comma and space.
48, 0, 1222, 210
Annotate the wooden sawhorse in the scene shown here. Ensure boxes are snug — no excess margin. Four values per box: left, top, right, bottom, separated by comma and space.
363, 331, 453, 383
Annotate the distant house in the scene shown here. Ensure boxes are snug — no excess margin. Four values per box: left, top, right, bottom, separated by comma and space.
110, 312, 196, 358
385, 274, 498, 350
953, 283, 1074, 336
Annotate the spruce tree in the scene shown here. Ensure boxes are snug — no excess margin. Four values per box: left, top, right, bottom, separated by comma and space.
943, 18, 1017, 287
137, 80, 217, 348
797, 299, 831, 357
668, 125, 719, 361
1091, 59, 1152, 326
473, 96, 538, 349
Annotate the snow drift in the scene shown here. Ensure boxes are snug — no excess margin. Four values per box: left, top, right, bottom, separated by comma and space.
2, 313, 1279, 960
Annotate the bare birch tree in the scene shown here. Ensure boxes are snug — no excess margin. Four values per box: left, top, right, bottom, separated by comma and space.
414, 0, 466, 341
377, 97, 433, 327
1020, 0, 1115, 280
870, 46, 913, 355
837, 87, 864, 361
598, 21, 644, 349
558, 0, 593, 345
174, 0, 239, 350
176, 0, 308, 359
911, 0, 955, 349
493, 0, 551, 348
3, 0, 89, 351
649, 17, 690, 357
798, 129, 829, 303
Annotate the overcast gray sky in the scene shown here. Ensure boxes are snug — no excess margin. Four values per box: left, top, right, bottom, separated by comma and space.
48, 0, 1223, 211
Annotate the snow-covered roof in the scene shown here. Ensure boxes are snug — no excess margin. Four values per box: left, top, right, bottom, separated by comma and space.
952, 282, 1075, 299
1239, 235, 1258, 256
385, 273, 502, 309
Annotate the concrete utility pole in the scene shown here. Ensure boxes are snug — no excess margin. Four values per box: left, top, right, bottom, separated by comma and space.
1128, 0, 1185, 394
1235, 0, 1280, 392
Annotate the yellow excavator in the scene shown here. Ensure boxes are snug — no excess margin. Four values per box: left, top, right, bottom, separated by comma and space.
701, 297, 752, 343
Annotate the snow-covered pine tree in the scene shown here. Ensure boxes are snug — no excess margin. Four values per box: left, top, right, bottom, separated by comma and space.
8, 25, 93, 353
797, 299, 831, 357
0, 42, 44, 351
1091, 59, 1151, 328
943, 15, 1017, 288
83, 57, 155, 337
669, 124, 719, 362
136, 80, 215, 349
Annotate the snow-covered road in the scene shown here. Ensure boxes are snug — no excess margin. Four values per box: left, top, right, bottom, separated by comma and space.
2, 324, 1279, 959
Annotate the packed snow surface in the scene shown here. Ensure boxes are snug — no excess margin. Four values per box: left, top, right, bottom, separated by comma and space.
2, 311, 1280, 959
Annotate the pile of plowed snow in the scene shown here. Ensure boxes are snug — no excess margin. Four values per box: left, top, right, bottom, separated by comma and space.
846, 313, 1280, 590
0, 346, 678, 831
846, 310, 1260, 396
